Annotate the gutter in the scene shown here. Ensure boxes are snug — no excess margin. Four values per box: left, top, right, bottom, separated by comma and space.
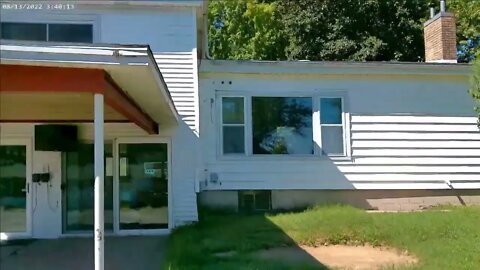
200, 59, 472, 77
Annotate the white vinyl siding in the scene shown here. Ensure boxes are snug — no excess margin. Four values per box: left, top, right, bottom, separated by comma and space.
203, 114, 480, 190
345, 114, 480, 185
155, 52, 197, 129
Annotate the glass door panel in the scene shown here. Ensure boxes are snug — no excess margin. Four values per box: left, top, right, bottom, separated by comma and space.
62, 143, 113, 232
0, 145, 28, 235
118, 143, 168, 230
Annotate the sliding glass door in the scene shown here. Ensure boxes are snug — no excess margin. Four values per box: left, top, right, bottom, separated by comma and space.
0, 139, 31, 239
61, 139, 170, 234
117, 141, 169, 231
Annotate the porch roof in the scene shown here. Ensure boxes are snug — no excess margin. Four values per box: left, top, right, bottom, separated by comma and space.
0, 42, 179, 134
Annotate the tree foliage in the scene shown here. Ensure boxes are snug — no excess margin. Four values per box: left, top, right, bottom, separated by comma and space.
448, 0, 480, 62
277, 0, 428, 61
208, 0, 286, 60
208, 0, 479, 62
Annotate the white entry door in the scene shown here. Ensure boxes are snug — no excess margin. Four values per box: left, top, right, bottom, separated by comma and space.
0, 138, 32, 240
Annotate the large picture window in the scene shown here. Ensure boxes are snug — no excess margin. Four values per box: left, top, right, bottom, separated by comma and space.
252, 97, 313, 154
219, 94, 348, 157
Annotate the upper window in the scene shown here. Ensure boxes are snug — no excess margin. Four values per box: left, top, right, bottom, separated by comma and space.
220, 94, 348, 157
1, 22, 93, 43
0, 22, 46, 41
252, 97, 313, 154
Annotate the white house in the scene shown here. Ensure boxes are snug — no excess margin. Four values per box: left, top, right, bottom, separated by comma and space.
0, 0, 479, 241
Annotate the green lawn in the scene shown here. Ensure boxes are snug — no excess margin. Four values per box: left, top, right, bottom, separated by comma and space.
164, 205, 480, 270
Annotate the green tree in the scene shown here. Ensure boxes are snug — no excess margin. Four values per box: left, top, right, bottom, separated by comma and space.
277, 0, 428, 61
448, 0, 480, 62
208, 0, 478, 62
208, 0, 286, 60
471, 60, 480, 123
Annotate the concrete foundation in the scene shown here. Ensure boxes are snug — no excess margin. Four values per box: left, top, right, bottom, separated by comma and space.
199, 190, 480, 211
199, 191, 238, 210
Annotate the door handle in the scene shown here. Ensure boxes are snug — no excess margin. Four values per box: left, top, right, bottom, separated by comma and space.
21, 183, 29, 193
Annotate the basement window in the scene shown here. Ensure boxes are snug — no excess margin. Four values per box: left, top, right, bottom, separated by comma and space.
238, 190, 272, 212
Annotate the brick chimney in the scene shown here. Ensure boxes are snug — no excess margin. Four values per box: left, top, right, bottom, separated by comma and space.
424, 0, 457, 63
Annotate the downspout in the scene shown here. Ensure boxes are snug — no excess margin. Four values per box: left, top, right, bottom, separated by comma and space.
445, 180, 466, 206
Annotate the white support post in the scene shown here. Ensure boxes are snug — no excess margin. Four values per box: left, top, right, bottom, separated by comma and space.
94, 94, 105, 270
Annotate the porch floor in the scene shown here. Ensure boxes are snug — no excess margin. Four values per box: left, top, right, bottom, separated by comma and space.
0, 236, 167, 270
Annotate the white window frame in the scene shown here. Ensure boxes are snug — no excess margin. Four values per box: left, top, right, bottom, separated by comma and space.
219, 96, 247, 155
317, 94, 351, 158
216, 90, 351, 160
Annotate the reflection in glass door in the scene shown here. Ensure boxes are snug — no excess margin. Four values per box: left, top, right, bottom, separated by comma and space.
119, 143, 168, 230
0, 143, 30, 238
62, 144, 113, 232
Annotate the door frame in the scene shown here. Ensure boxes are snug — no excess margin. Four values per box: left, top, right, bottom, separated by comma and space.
0, 137, 33, 240
114, 137, 172, 235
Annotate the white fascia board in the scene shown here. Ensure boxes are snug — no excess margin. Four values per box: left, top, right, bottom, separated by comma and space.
199, 59, 472, 77
0, 42, 151, 64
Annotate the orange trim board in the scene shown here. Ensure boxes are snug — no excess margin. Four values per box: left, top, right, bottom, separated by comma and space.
0, 64, 105, 93
0, 120, 131, 123
0, 64, 158, 134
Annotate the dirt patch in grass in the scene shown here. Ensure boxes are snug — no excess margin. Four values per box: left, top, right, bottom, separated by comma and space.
257, 245, 418, 270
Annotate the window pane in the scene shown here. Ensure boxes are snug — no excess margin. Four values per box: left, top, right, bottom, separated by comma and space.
64, 144, 113, 232
222, 97, 244, 124
1, 22, 46, 41
119, 143, 168, 230
321, 126, 344, 155
320, 98, 342, 124
49, 24, 93, 43
223, 126, 245, 154
252, 97, 313, 154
